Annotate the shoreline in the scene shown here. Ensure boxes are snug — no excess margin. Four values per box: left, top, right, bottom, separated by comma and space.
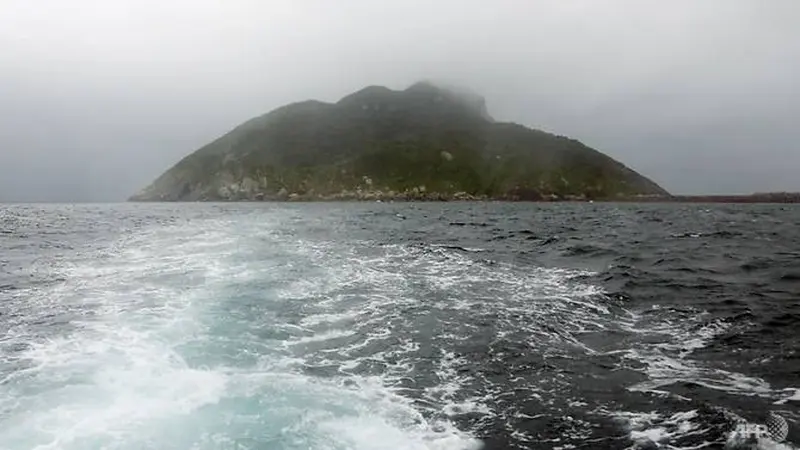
129, 193, 800, 204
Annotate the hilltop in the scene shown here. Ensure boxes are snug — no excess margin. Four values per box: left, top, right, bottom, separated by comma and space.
130, 82, 668, 201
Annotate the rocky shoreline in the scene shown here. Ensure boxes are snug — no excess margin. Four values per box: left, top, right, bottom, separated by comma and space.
620, 192, 800, 204
131, 175, 799, 204
131, 190, 800, 203
134, 183, 630, 202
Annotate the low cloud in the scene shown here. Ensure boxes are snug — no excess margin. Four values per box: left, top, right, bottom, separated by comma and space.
1, 0, 798, 200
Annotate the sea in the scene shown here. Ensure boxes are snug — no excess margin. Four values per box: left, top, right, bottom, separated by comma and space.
0, 202, 798, 450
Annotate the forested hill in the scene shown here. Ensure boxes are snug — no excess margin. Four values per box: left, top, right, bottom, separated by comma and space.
130, 82, 668, 201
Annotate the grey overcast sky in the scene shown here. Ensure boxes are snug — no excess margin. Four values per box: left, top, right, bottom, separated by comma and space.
1, 0, 798, 201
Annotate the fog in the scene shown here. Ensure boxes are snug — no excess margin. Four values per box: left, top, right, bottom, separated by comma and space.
1, 0, 798, 201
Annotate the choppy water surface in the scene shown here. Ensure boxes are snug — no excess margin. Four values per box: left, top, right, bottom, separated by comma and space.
0, 203, 798, 450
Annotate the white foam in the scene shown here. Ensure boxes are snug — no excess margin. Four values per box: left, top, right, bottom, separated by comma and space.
261, 236, 618, 448
616, 313, 796, 405
312, 377, 483, 450
615, 410, 713, 450
318, 415, 482, 450
287, 329, 357, 346
1, 213, 492, 450
300, 311, 360, 327
775, 388, 800, 405
0, 222, 239, 449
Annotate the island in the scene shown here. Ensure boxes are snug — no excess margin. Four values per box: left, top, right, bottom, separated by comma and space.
130, 82, 670, 202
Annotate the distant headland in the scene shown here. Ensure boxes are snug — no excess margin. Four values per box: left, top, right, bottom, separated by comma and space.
618, 192, 800, 204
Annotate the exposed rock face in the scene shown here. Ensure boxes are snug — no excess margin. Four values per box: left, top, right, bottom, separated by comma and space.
130, 82, 668, 202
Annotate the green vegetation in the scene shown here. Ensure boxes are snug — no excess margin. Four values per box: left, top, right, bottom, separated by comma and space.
130, 82, 668, 201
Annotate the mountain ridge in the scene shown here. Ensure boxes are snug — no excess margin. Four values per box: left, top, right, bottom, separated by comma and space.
130, 82, 668, 201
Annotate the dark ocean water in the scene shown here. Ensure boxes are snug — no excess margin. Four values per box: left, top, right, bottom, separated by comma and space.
0, 203, 798, 450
